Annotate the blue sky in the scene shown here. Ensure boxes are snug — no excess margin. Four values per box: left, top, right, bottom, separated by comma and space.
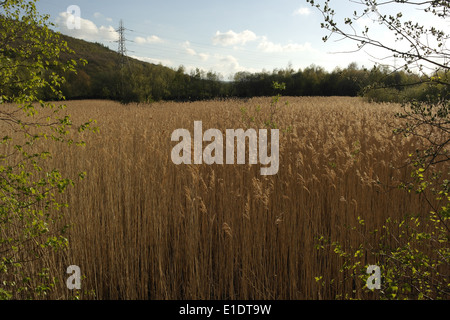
35, 0, 447, 79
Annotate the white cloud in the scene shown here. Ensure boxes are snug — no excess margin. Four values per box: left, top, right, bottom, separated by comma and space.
212, 29, 315, 54
181, 54, 258, 80
198, 53, 210, 61
212, 30, 258, 46
182, 41, 210, 61
56, 12, 119, 42
135, 35, 164, 44
213, 54, 259, 76
183, 42, 197, 56
257, 36, 314, 53
130, 55, 173, 67
93, 12, 113, 23
293, 7, 311, 16
218, 55, 240, 71
182, 41, 196, 55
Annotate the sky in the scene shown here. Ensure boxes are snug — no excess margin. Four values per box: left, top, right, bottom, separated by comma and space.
35, 0, 449, 80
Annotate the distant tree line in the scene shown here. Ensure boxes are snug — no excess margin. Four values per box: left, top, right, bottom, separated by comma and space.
230, 63, 448, 103
60, 61, 448, 104
42, 34, 448, 104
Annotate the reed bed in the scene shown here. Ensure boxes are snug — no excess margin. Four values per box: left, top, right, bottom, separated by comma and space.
2, 97, 433, 299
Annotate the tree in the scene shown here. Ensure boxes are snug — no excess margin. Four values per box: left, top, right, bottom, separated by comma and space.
307, 0, 449, 76
0, 0, 95, 299
307, 0, 449, 299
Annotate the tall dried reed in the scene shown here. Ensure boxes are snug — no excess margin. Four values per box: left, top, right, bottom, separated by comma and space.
3, 97, 433, 299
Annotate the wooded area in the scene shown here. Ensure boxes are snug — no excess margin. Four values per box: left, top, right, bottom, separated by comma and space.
51, 34, 448, 104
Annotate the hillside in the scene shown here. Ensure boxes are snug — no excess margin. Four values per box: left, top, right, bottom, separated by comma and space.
57, 33, 446, 104
58, 34, 193, 102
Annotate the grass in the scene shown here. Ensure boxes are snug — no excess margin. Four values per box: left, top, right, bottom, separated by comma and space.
1, 97, 435, 299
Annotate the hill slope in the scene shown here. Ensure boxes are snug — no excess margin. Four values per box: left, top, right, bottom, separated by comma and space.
59, 34, 192, 102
